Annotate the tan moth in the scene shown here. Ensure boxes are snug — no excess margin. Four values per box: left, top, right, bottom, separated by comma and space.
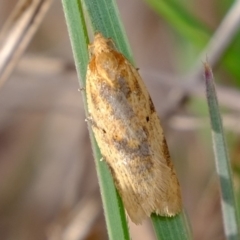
86, 33, 182, 224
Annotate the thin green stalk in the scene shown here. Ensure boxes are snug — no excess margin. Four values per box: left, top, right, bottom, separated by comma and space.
204, 63, 240, 240
152, 212, 192, 240
62, 0, 130, 239
82, 0, 133, 62
84, 0, 192, 238
63, 0, 192, 239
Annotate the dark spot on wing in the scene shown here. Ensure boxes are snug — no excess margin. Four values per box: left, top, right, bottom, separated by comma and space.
148, 97, 155, 114
162, 137, 171, 165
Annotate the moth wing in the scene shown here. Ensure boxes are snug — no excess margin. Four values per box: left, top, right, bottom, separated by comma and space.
86, 48, 181, 224
107, 62, 181, 223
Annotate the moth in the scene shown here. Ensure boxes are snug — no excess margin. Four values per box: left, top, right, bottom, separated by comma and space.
86, 33, 182, 224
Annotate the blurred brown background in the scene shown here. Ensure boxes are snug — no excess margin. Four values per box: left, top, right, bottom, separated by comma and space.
0, 0, 238, 239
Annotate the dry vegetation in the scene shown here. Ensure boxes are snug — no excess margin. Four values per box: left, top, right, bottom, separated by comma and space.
0, 0, 239, 239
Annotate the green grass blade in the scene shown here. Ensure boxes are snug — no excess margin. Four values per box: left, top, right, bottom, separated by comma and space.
85, 0, 192, 239
62, 0, 130, 239
82, 0, 133, 63
84, 1, 192, 239
204, 63, 240, 240
63, 0, 192, 238
152, 212, 192, 240
62, 0, 88, 84
91, 138, 130, 240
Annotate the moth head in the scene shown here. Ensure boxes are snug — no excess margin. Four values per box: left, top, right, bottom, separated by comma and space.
88, 33, 115, 58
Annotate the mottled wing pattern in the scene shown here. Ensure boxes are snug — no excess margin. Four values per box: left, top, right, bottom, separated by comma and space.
86, 33, 181, 224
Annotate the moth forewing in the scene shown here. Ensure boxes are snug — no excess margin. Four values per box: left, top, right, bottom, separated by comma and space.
86, 33, 182, 224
